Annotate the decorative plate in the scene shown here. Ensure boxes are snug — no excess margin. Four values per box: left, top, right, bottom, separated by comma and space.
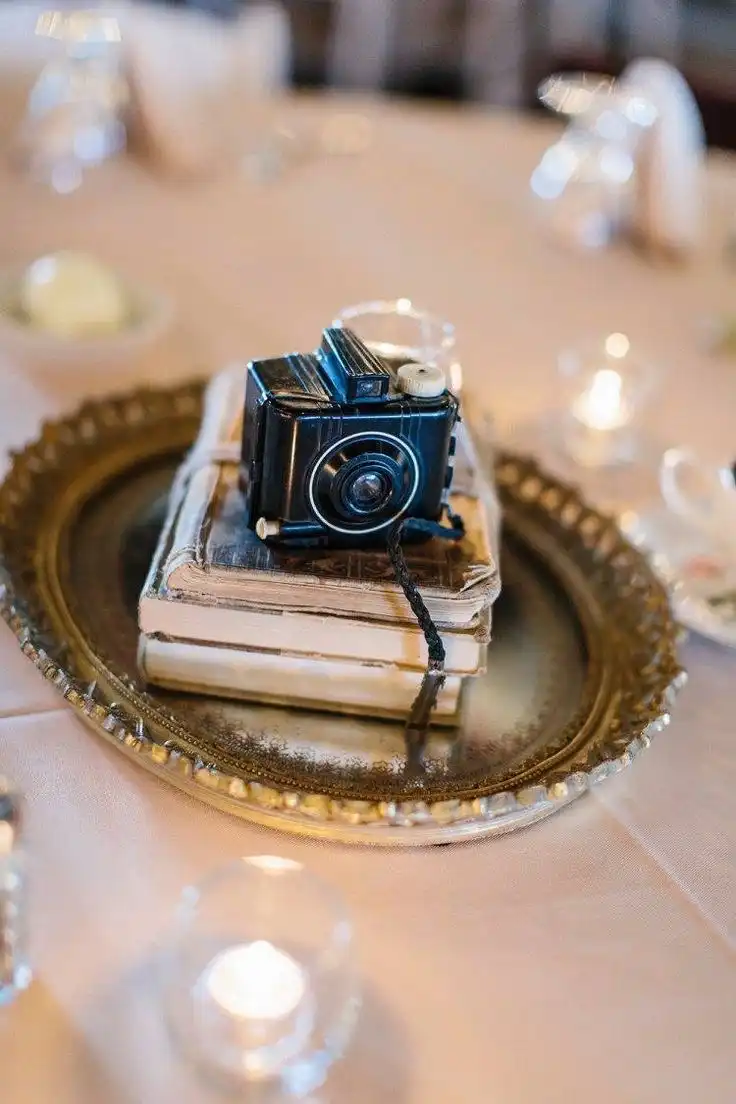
0, 383, 685, 845
621, 505, 736, 649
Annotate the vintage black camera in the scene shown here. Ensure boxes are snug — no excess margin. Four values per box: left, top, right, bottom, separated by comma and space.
241, 326, 459, 545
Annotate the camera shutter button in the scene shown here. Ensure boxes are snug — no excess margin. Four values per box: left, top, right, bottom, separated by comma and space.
396, 363, 446, 398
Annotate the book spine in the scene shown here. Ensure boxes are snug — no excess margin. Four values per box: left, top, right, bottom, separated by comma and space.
161, 366, 245, 583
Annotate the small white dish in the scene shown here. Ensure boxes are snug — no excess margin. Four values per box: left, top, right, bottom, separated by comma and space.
620, 505, 736, 649
0, 264, 174, 378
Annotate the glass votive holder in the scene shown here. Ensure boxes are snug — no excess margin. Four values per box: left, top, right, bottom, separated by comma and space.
161, 856, 360, 1099
557, 333, 658, 468
333, 298, 462, 393
0, 778, 31, 1006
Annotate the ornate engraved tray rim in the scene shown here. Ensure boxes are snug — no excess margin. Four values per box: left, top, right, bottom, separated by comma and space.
0, 382, 686, 845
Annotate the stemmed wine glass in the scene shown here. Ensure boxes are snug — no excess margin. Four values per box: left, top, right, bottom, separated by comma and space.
530, 72, 657, 251
13, 4, 129, 193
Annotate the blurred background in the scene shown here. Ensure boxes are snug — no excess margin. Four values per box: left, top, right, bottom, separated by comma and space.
0, 2, 734, 147
163, 0, 736, 146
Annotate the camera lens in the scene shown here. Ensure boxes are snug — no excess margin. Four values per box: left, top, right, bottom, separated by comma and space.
347, 470, 390, 512
309, 432, 420, 537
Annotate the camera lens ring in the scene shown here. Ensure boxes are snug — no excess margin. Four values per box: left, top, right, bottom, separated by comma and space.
308, 431, 420, 536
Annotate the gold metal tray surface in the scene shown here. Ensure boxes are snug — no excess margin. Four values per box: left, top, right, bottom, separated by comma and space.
0, 382, 685, 845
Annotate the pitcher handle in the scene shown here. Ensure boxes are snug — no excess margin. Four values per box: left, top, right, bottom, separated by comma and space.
660, 447, 718, 525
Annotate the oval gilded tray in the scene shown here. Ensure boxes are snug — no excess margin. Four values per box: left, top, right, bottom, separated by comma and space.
0, 383, 685, 845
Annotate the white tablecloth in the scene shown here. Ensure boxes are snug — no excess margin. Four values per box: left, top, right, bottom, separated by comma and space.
0, 95, 734, 1103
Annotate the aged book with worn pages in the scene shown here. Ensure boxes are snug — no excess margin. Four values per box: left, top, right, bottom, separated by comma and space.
140, 598, 491, 675
139, 365, 501, 716
138, 637, 463, 720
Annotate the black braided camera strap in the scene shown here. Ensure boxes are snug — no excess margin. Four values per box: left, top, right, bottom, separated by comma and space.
387, 505, 465, 771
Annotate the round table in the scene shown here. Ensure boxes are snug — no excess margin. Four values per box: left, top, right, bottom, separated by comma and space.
1, 94, 734, 1104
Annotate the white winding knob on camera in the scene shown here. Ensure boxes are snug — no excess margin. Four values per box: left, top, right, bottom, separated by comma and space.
396, 362, 446, 398
256, 517, 281, 541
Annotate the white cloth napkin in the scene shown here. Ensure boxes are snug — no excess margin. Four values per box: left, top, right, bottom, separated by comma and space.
125, 2, 291, 178
622, 59, 705, 256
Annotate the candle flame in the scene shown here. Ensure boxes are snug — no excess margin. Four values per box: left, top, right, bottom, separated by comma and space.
205, 942, 307, 1022
574, 368, 626, 431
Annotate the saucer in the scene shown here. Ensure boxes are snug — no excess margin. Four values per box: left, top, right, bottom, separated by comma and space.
620, 505, 736, 648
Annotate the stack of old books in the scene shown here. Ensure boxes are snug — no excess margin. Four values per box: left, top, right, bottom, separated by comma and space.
138, 367, 501, 721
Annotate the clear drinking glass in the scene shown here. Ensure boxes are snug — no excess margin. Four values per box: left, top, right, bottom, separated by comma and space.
333, 298, 462, 393
531, 72, 657, 251
161, 856, 360, 1099
557, 332, 658, 468
14, 6, 129, 193
0, 779, 31, 1007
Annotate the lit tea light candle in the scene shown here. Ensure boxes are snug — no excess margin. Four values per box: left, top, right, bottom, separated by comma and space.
570, 333, 633, 431
196, 939, 314, 1082
165, 857, 357, 1092
571, 366, 627, 430
559, 333, 656, 468
204, 941, 307, 1022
